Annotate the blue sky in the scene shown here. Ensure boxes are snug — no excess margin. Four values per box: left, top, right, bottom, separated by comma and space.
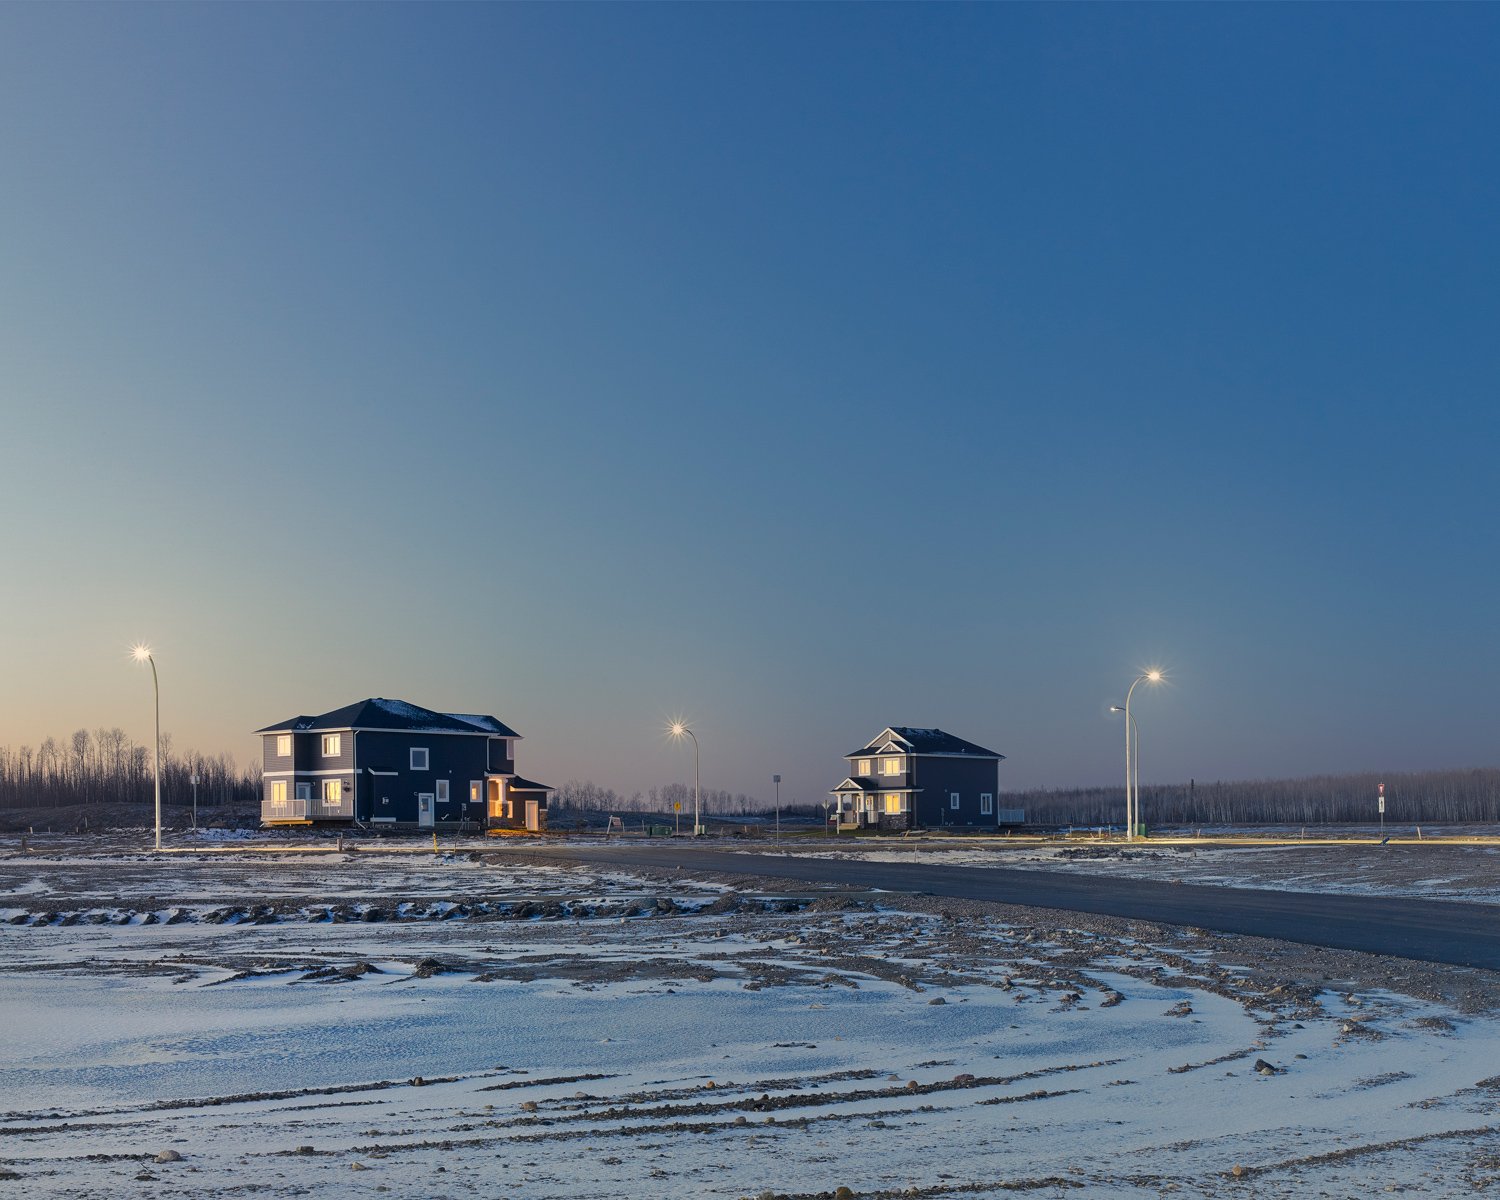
2, 4, 1497, 803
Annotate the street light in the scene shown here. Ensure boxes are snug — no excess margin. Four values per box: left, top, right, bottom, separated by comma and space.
773, 774, 781, 844
669, 722, 702, 836
1121, 670, 1163, 841
1109, 706, 1138, 837
131, 643, 162, 852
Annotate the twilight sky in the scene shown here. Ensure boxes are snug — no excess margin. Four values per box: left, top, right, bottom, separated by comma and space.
2, 4, 1498, 805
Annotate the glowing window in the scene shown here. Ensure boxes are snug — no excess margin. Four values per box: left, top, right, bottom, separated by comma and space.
323, 779, 342, 803
321, 734, 341, 757
881, 757, 904, 776
276, 734, 291, 757
883, 793, 903, 813
270, 780, 286, 804
857, 759, 871, 776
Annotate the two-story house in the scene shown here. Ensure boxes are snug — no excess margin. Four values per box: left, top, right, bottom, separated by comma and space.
258, 698, 552, 832
831, 726, 1007, 832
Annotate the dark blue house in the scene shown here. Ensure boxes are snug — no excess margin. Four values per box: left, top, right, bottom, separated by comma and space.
259, 698, 552, 832
831, 726, 1008, 832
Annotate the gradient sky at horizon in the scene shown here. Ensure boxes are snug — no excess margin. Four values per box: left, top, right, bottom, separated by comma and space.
3, 4, 1498, 804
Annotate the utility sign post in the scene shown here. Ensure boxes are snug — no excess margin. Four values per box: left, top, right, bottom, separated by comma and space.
1378, 782, 1385, 840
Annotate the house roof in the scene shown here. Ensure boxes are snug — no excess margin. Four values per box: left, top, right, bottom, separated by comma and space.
507, 775, 553, 794
447, 713, 522, 737
845, 726, 1005, 760
257, 698, 520, 738
831, 776, 880, 792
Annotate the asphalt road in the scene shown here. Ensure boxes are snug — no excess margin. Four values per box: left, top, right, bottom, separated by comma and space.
531, 844, 1500, 972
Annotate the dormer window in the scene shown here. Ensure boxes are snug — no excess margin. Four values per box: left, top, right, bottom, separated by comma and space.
321, 734, 341, 757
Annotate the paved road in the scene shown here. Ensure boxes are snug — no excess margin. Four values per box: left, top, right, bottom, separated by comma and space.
529, 844, 1500, 972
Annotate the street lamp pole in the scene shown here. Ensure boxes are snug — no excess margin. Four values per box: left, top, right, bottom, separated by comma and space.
133, 645, 162, 852
671, 723, 702, 836
1122, 670, 1162, 842
1109, 706, 1138, 838
773, 774, 781, 844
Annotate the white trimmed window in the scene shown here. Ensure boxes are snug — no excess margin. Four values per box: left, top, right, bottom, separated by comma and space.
411, 747, 429, 771
323, 779, 342, 803
857, 758, 872, 776
950, 792, 961, 810
883, 793, 903, 813
276, 734, 291, 757
981, 793, 994, 815
321, 734, 341, 757
436, 779, 449, 803
881, 757, 904, 776
270, 780, 287, 804
470, 781, 481, 803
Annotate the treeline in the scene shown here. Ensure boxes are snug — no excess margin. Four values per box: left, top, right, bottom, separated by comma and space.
1019, 767, 1500, 827
551, 780, 769, 816
0, 728, 262, 810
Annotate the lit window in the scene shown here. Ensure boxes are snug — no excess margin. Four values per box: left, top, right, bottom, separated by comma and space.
881, 757, 904, 776
470, 782, 481, 803
323, 779, 342, 803
883, 793, 903, 813
857, 759, 871, 776
436, 779, 449, 803
322, 734, 341, 757
950, 792, 960, 810
981, 793, 994, 815
411, 747, 429, 770
276, 734, 291, 757
270, 780, 286, 804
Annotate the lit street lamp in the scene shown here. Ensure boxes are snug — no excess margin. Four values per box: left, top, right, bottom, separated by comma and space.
1122, 670, 1162, 841
131, 644, 162, 852
670, 722, 702, 836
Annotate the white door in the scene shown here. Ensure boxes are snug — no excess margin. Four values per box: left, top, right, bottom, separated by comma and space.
417, 793, 435, 828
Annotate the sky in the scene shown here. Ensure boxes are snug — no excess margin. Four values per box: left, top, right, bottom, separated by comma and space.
2, 4, 1498, 805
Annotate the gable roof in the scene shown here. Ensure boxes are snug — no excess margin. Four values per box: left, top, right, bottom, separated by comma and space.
257, 698, 520, 738
845, 726, 1005, 760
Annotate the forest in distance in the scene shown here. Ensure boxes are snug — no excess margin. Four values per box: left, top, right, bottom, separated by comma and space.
1, 727, 1498, 825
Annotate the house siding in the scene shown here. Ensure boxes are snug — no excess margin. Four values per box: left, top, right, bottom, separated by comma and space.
912, 756, 1002, 828
487, 738, 515, 774
354, 731, 490, 825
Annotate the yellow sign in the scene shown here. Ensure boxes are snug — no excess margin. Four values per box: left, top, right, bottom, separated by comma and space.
673, 802, 681, 812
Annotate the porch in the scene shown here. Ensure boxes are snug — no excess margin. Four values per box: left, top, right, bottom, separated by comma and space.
484, 775, 548, 833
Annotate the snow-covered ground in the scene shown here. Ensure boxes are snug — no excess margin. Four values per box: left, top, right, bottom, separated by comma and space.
2, 850, 1499, 1198
760, 839, 1500, 905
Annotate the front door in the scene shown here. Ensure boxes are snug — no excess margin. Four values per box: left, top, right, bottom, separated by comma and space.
417, 793, 435, 828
